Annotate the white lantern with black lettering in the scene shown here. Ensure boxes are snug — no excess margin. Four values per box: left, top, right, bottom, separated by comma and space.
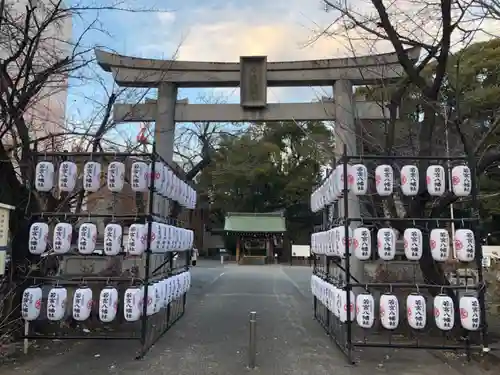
47, 287, 67, 321
127, 223, 147, 255
454, 229, 475, 262
99, 287, 119, 323
460, 295, 480, 331
451, 165, 472, 197
53, 222, 73, 254
400, 165, 419, 196
72, 287, 93, 321
407, 293, 426, 330
83, 161, 101, 192
21, 286, 42, 321
104, 223, 122, 256
426, 165, 446, 196
123, 287, 142, 322
130, 161, 149, 192
380, 293, 399, 330
404, 228, 423, 260
353, 227, 371, 260
29, 222, 49, 255
146, 284, 158, 316
375, 164, 394, 196
78, 222, 97, 255
58, 161, 77, 192
377, 228, 396, 261
149, 222, 162, 253
430, 228, 450, 261
351, 164, 368, 195
107, 161, 125, 192
434, 294, 454, 331
35, 161, 55, 192
335, 286, 343, 318
356, 293, 375, 328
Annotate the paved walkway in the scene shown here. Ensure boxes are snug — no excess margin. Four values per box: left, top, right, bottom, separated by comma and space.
2, 262, 474, 375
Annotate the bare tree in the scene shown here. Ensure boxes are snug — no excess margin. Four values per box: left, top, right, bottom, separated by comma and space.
0, 0, 178, 337
318, 0, 500, 304
174, 92, 245, 181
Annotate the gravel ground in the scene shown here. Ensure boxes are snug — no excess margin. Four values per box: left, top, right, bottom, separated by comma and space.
1, 261, 475, 375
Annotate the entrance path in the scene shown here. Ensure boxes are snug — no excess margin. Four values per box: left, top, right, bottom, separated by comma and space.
3, 261, 470, 375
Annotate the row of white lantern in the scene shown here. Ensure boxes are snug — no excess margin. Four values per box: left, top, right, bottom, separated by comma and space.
35, 160, 196, 209
311, 227, 475, 262
29, 221, 194, 255
311, 275, 480, 331
311, 164, 472, 212
21, 272, 191, 322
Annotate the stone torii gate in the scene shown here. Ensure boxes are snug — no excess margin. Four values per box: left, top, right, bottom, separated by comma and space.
95, 48, 419, 281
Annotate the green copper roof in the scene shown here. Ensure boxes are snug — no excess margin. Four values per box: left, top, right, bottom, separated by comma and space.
224, 212, 286, 233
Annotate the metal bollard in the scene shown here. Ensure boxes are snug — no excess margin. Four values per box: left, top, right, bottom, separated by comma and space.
248, 311, 257, 369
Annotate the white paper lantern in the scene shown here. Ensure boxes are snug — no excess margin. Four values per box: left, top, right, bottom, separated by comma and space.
353, 227, 371, 260
78, 222, 97, 255
455, 229, 475, 262
72, 287, 93, 321
375, 164, 394, 196
351, 164, 368, 195
21, 286, 43, 321
83, 161, 101, 192
171, 175, 180, 202
154, 282, 162, 313
99, 287, 119, 323
165, 168, 174, 198
460, 295, 480, 331
130, 161, 149, 192
166, 278, 174, 304
146, 284, 157, 316
334, 164, 354, 195
404, 228, 423, 260
53, 222, 73, 254
159, 224, 168, 252
380, 293, 399, 330
126, 223, 147, 255
47, 287, 67, 321
124, 287, 144, 322
107, 161, 125, 192
333, 286, 341, 317
400, 165, 419, 196
377, 228, 396, 261
356, 293, 375, 328
35, 161, 55, 192
451, 165, 472, 197
58, 161, 78, 192
104, 223, 122, 256
338, 289, 356, 322
150, 162, 165, 193
434, 294, 454, 331
430, 228, 450, 261
149, 222, 162, 253
186, 271, 192, 292
426, 165, 446, 196
29, 222, 49, 255
406, 294, 426, 330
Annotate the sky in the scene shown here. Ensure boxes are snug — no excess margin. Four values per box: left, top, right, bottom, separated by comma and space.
65, 0, 499, 146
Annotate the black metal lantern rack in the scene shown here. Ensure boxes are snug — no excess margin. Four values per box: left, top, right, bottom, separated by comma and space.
313, 144, 488, 364
22, 142, 194, 359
